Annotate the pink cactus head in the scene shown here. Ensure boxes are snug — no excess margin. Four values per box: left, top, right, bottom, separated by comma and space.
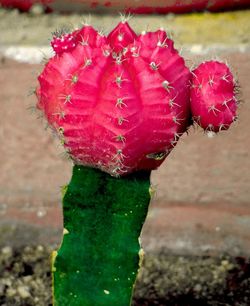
190, 61, 237, 132
36, 21, 238, 176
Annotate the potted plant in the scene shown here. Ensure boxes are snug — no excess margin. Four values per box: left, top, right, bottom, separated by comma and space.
36, 18, 238, 306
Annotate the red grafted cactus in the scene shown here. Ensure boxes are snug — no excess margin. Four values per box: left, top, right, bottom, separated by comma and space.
190, 61, 237, 132
37, 21, 238, 177
37, 21, 191, 176
36, 20, 239, 306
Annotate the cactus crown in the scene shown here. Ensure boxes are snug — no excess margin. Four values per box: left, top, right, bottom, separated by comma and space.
37, 20, 238, 177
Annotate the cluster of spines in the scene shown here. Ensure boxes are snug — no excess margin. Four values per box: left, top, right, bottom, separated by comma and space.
51, 33, 77, 55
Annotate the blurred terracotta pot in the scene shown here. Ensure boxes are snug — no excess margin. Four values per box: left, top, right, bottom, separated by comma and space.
0, 0, 249, 13
51, 0, 250, 13
0, 0, 51, 11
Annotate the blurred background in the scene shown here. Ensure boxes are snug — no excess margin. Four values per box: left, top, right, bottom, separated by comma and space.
0, 1, 250, 305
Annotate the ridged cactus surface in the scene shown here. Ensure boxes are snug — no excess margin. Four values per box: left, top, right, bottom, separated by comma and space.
52, 165, 151, 306
37, 21, 191, 176
37, 21, 239, 177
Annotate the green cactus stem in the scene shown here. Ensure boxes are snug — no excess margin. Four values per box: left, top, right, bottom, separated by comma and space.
52, 165, 151, 306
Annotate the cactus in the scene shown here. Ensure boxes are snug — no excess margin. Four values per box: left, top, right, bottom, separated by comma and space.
52, 166, 150, 306
190, 61, 238, 132
36, 20, 238, 306
37, 21, 191, 177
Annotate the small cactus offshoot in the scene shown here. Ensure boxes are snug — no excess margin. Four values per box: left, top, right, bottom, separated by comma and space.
36, 20, 239, 306
190, 61, 238, 132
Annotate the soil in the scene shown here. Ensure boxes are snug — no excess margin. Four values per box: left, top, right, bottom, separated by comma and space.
0, 245, 249, 306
